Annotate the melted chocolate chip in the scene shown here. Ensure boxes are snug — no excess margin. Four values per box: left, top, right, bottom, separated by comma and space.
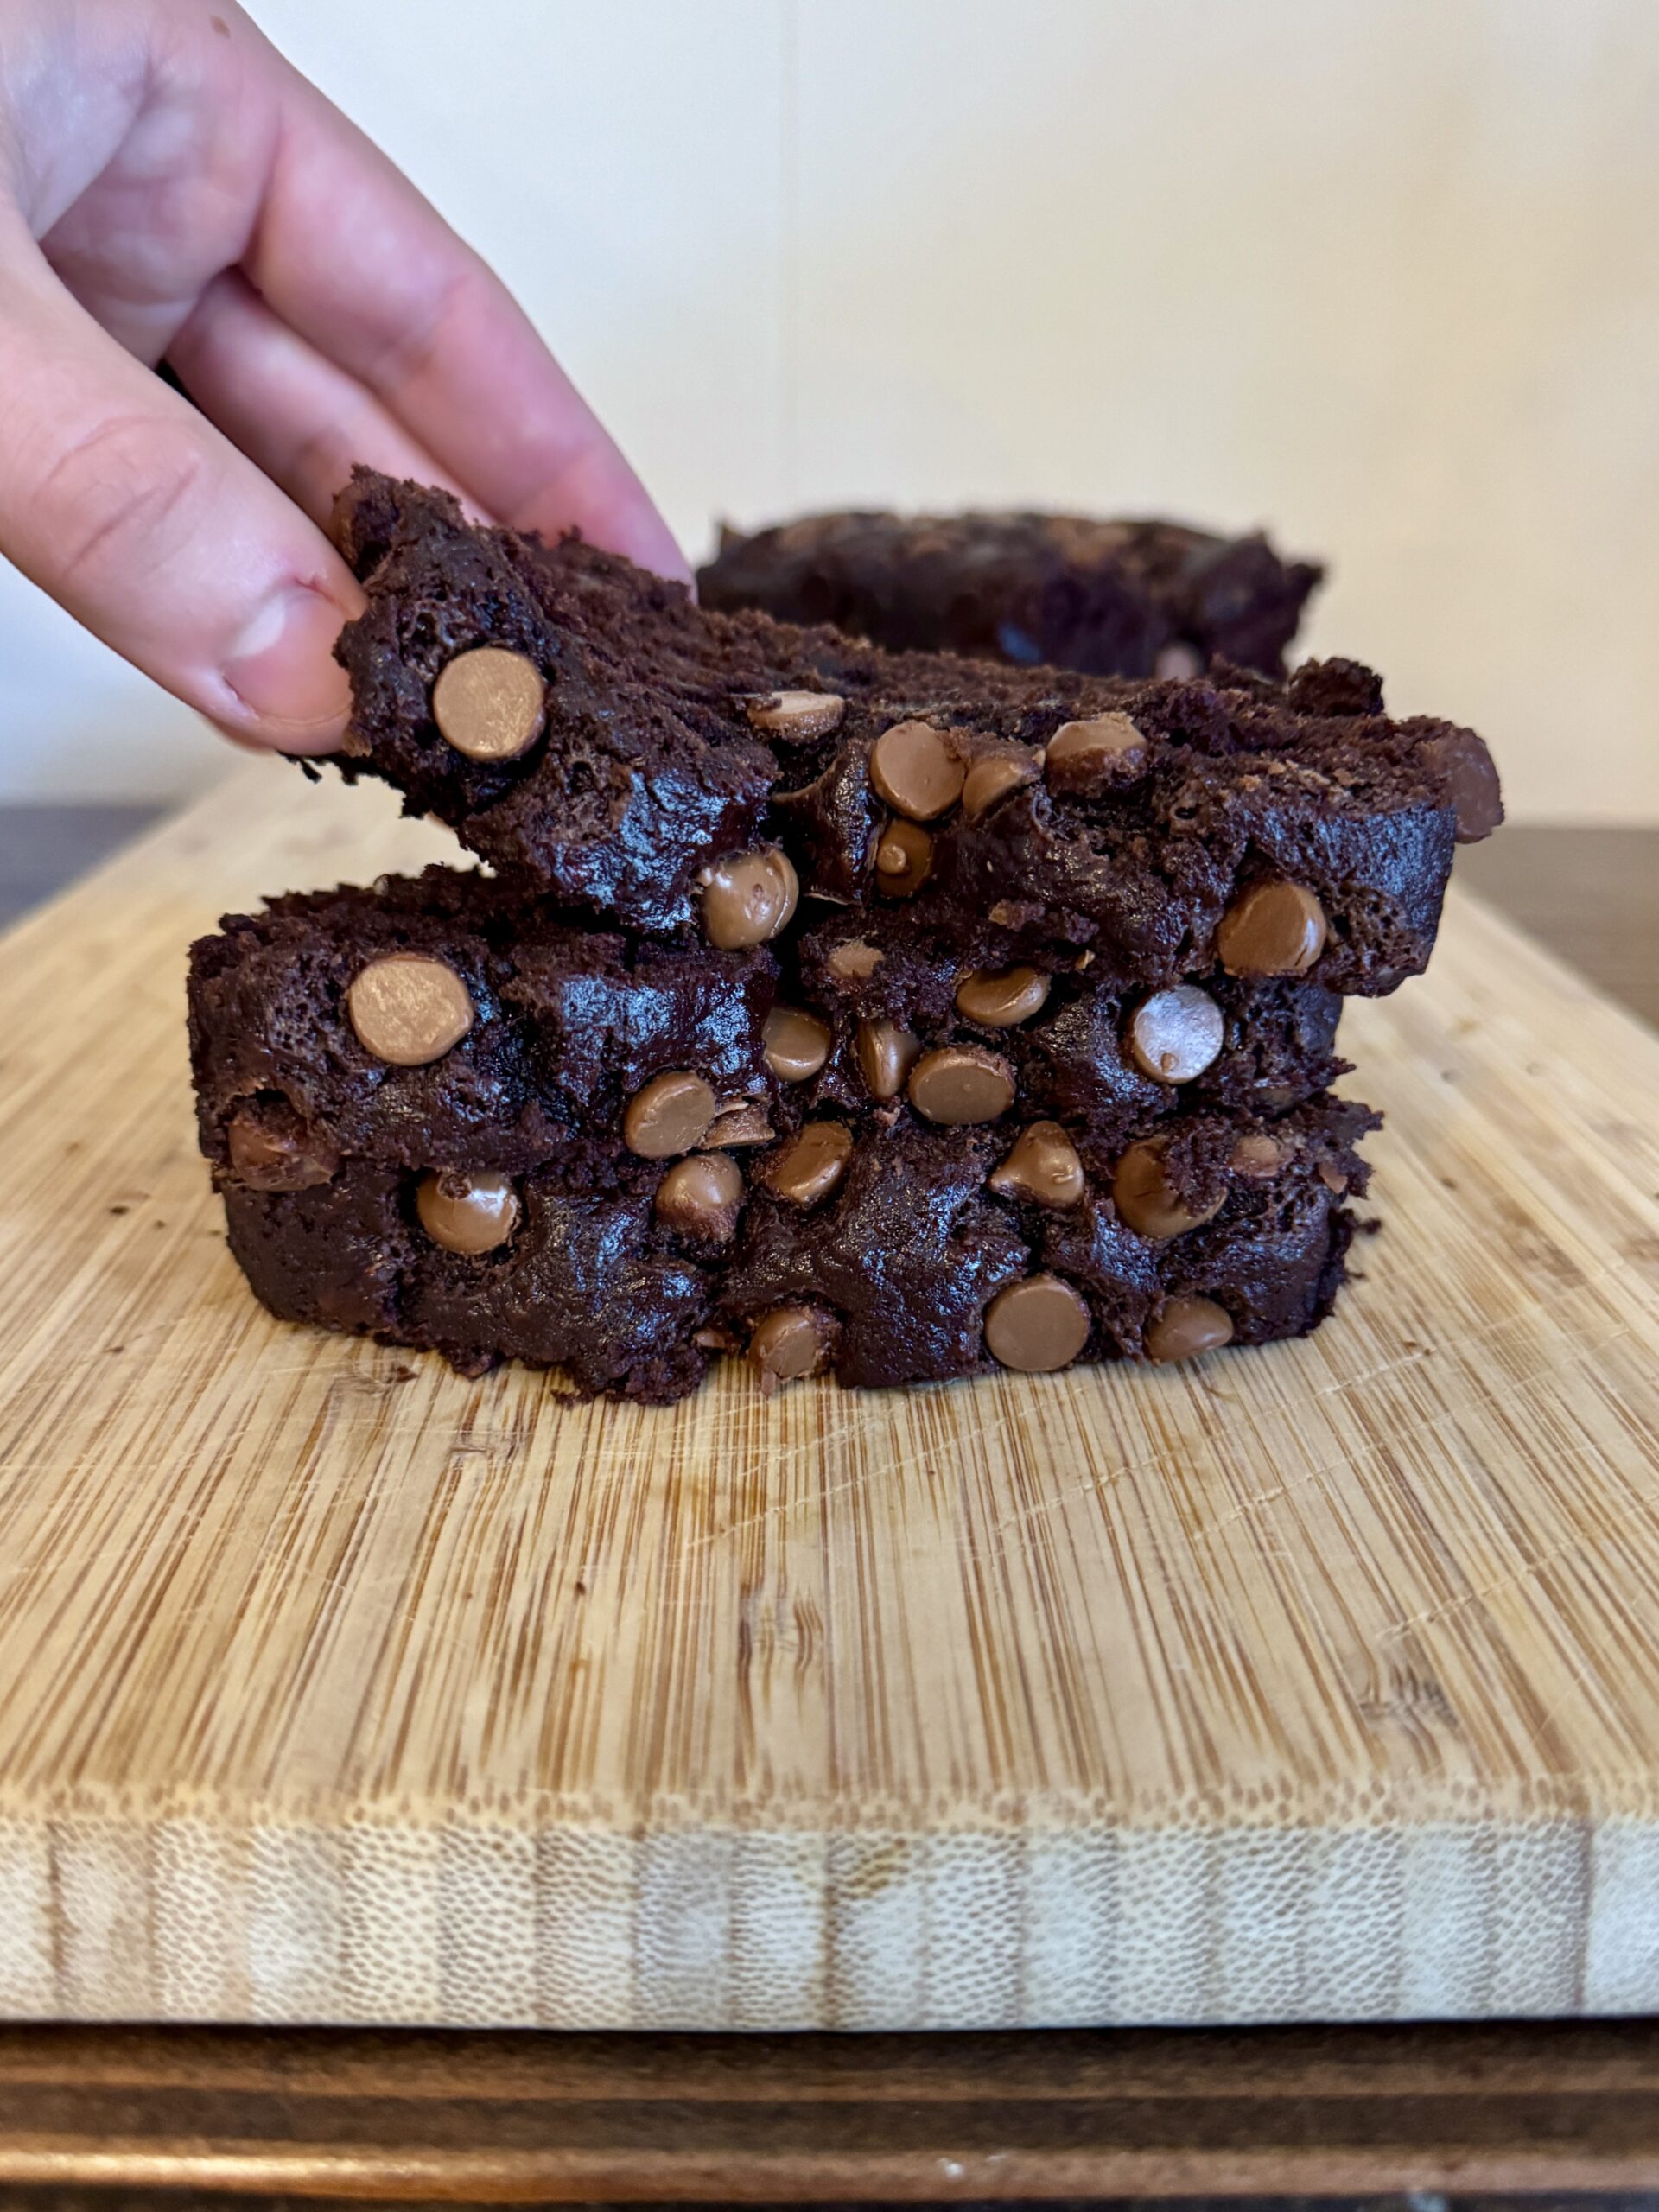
1113, 1136, 1226, 1239
431, 647, 545, 762
654, 1153, 744, 1242
762, 1006, 833, 1082
623, 1071, 718, 1157
1126, 986, 1225, 1084
750, 1304, 837, 1388
1145, 1294, 1234, 1363
983, 1274, 1091, 1372
701, 847, 799, 950
907, 1045, 1016, 1125
1216, 881, 1327, 977
987, 1121, 1084, 1208
869, 720, 964, 820
955, 966, 1051, 1028
416, 1168, 520, 1255
761, 1121, 854, 1206
856, 1019, 921, 1100
347, 955, 474, 1066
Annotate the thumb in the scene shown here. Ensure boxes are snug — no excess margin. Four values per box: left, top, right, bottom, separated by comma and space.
0, 258, 362, 753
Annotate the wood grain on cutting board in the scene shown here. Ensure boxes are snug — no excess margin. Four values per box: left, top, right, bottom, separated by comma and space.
0, 762, 1656, 2030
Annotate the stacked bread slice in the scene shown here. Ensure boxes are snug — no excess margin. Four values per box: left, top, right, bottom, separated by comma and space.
188, 474, 1500, 1401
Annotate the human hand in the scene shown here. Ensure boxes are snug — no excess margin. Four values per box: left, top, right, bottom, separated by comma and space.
0, 0, 686, 753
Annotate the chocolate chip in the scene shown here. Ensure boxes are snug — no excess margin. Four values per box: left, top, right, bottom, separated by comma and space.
983, 1274, 1091, 1373
1044, 711, 1147, 795
750, 1304, 837, 1389
701, 846, 799, 950
761, 1120, 853, 1206
416, 1168, 521, 1255
1420, 727, 1503, 843
226, 1105, 338, 1192
856, 1018, 921, 1100
1154, 642, 1204, 682
741, 690, 846, 741
955, 965, 1051, 1028
622, 1070, 717, 1158
347, 954, 474, 1067
869, 720, 964, 821
1216, 880, 1327, 976
1146, 1295, 1234, 1363
829, 939, 884, 981
1126, 986, 1225, 1084
762, 1006, 832, 1082
1230, 1131, 1293, 1178
431, 647, 546, 763
699, 1099, 774, 1148
961, 747, 1041, 820
907, 1044, 1016, 1125
653, 1154, 744, 1243
988, 1120, 1084, 1208
1113, 1136, 1226, 1239
874, 817, 933, 898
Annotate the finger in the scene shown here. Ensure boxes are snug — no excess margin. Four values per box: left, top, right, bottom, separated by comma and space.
168, 269, 468, 531
243, 62, 689, 579
0, 237, 361, 753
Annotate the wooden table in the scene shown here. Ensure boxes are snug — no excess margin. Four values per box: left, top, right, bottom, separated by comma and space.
0, 810, 1655, 2207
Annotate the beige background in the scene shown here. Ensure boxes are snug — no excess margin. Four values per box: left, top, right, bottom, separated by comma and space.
0, 0, 1652, 818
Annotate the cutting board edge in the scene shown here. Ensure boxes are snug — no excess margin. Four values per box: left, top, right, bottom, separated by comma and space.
3, 1794, 1657, 2028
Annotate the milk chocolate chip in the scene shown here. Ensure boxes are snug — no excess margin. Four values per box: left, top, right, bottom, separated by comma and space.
856, 1019, 921, 1100
416, 1168, 521, 1255
1044, 711, 1147, 794
700, 1099, 774, 1148
988, 1121, 1085, 1208
1127, 986, 1225, 1084
874, 817, 933, 898
623, 1071, 717, 1158
962, 747, 1041, 820
347, 954, 474, 1067
983, 1274, 1091, 1373
1420, 727, 1503, 843
431, 647, 546, 763
829, 939, 884, 982
701, 847, 799, 950
654, 1154, 744, 1243
907, 1045, 1016, 1125
226, 1106, 338, 1192
1146, 1295, 1235, 1363
1230, 1131, 1293, 1178
741, 690, 846, 741
1113, 1137, 1226, 1239
1216, 880, 1327, 976
869, 720, 964, 821
750, 1304, 837, 1388
762, 1006, 832, 1082
955, 965, 1050, 1028
761, 1121, 853, 1207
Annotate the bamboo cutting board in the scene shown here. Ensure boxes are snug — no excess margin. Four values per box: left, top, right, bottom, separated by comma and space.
1, 764, 1657, 2031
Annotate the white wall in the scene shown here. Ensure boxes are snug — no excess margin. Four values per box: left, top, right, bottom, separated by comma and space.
0, 0, 1654, 817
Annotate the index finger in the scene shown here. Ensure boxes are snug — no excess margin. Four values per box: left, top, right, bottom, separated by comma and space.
244, 41, 688, 579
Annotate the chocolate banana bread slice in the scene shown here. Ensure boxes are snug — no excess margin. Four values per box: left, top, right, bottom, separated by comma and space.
326, 473, 1500, 976
698, 509, 1323, 678
188, 872, 1348, 1188
190, 866, 1375, 1401
219, 1096, 1375, 1402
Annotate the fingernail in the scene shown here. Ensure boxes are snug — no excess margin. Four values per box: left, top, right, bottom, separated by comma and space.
221, 583, 353, 741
